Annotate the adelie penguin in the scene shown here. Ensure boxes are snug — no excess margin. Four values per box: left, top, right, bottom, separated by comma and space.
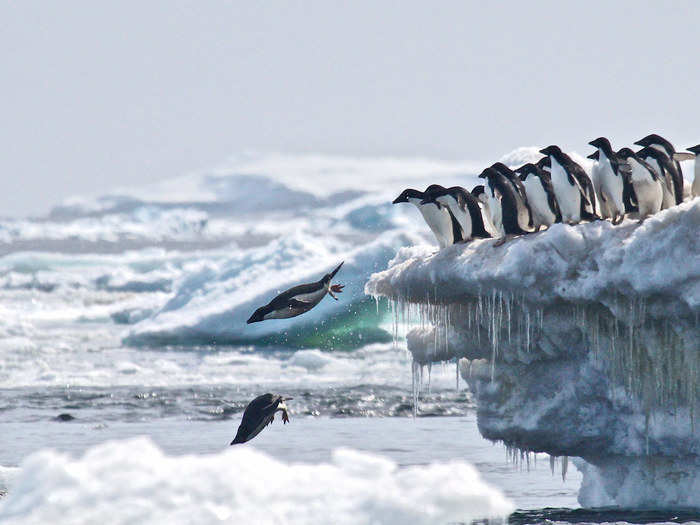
392, 186, 454, 248
514, 163, 560, 230
489, 162, 534, 232
478, 166, 531, 246
230, 393, 292, 444
674, 145, 700, 198
539, 145, 597, 224
587, 137, 628, 224
616, 148, 663, 221
246, 262, 345, 323
471, 185, 501, 237
634, 134, 684, 205
420, 186, 491, 242
635, 147, 679, 210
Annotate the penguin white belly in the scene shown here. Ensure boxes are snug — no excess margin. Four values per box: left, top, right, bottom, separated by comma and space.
442, 196, 473, 240
417, 202, 453, 247
597, 155, 625, 218
522, 176, 556, 228
479, 200, 500, 237
629, 161, 663, 218
550, 160, 581, 223
291, 287, 328, 304
590, 163, 612, 219
693, 161, 700, 198
486, 189, 504, 237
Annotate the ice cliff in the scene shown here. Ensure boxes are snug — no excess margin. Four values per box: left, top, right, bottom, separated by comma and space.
366, 198, 700, 508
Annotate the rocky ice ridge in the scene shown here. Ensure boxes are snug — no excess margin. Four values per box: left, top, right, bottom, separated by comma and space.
365, 199, 699, 508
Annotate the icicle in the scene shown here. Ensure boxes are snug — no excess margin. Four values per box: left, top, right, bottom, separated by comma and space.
549, 455, 555, 476
561, 456, 568, 482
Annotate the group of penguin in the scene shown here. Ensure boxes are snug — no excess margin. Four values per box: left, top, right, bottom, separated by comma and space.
394, 134, 700, 247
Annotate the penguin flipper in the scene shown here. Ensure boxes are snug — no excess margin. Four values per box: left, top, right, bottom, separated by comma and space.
673, 152, 695, 161
288, 298, 311, 308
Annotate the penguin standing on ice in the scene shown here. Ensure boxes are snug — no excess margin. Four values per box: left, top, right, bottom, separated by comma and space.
587, 137, 628, 224
478, 167, 531, 245
616, 148, 664, 221
674, 145, 700, 197
420, 186, 491, 242
636, 147, 680, 210
634, 134, 684, 204
539, 145, 597, 224
514, 163, 560, 230
392, 186, 454, 247
246, 262, 345, 323
490, 162, 534, 232
471, 185, 501, 237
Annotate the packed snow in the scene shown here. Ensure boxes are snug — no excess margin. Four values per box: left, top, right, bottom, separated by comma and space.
0, 438, 513, 525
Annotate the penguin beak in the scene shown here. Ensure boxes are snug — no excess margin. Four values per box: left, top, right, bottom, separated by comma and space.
633, 139, 645, 147
328, 261, 343, 280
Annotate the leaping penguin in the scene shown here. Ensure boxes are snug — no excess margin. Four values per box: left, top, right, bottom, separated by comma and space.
392, 186, 454, 247
587, 137, 628, 224
230, 393, 292, 444
616, 148, 664, 221
420, 186, 491, 242
674, 145, 700, 197
514, 163, 561, 230
539, 145, 597, 224
478, 167, 531, 245
636, 147, 680, 210
246, 262, 344, 323
634, 134, 684, 204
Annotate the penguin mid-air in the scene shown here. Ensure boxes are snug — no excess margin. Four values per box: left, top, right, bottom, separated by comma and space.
246, 262, 344, 323
674, 145, 700, 197
392, 186, 454, 247
587, 137, 628, 224
634, 134, 684, 204
478, 167, 531, 245
539, 145, 597, 224
616, 148, 664, 221
515, 163, 560, 230
420, 186, 491, 242
230, 393, 292, 444
636, 147, 681, 210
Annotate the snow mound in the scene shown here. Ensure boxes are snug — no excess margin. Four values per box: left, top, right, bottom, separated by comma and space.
0, 438, 514, 525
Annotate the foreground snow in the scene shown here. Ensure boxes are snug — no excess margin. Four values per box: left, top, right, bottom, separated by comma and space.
0, 438, 513, 525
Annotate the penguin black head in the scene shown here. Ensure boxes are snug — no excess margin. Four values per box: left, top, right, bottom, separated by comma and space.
424, 184, 445, 193
392, 188, 423, 204
478, 167, 499, 180
490, 162, 515, 175
539, 145, 562, 157
634, 134, 674, 151
321, 261, 344, 284
247, 305, 272, 324
588, 137, 613, 152
635, 146, 662, 160
535, 156, 551, 169
616, 147, 635, 160
471, 185, 485, 197
686, 145, 700, 155
514, 163, 539, 181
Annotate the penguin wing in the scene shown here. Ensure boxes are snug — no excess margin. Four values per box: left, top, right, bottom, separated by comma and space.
673, 152, 695, 161
287, 298, 312, 308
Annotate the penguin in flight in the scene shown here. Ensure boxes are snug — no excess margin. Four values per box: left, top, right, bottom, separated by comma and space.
478, 166, 531, 245
587, 137, 629, 224
674, 145, 700, 197
230, 393, 292, 444
514, 163, 560, 230
392, 186, 455, 248
539, 145, 597, 224
616, 148, 664, 221
634, 134, 684, 204
246, 262, 344, 323
420, 186, 491, 242
636, 147, 680, 210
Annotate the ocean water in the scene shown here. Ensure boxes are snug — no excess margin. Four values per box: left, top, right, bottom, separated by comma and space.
0, 153, 697, 524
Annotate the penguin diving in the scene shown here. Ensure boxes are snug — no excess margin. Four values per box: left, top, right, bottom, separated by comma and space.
246, 262, 345, 323
230, 393, 292, 444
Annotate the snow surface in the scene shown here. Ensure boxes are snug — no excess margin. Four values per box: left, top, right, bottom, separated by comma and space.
0, 438, 513, 525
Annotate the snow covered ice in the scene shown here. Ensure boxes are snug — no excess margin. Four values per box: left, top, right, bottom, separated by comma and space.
0, 438, 513, 525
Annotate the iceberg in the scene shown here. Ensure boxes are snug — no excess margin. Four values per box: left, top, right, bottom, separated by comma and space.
0, 438, 513, 525
366, 198, 700, 508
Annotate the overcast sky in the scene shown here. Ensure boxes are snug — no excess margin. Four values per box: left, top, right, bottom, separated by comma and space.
2, 1, 699, 217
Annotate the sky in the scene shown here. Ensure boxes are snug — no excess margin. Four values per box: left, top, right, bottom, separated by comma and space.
2, 1, 699, 217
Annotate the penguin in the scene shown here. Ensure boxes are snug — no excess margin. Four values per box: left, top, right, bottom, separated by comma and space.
674, 145, 700, 197
514, 163, 561, 230
616, 148, 664, 221
490, 162, 534, 231
419, 185, 466, 245
471, 185, 501, 237
230, 393, 292, 444
539, 145, 598, 224
634, 134, 684, 204
636, 147, 679, 210
536, 156, 551, 173
420, 186, 491, 242
246, 262, 344, 323
478, 167, 530, 245
587, 137, 628, 224
392, 186, 453, 247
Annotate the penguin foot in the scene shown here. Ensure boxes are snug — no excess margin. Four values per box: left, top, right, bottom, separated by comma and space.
493, 236, 507, 247
282, 410, 290, 424
330, 284, 345, 293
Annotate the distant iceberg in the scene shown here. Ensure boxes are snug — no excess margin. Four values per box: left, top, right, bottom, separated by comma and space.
0, 438, 514, 525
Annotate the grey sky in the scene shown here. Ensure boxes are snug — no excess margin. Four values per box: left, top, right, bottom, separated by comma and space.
2, 1, 698, 217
